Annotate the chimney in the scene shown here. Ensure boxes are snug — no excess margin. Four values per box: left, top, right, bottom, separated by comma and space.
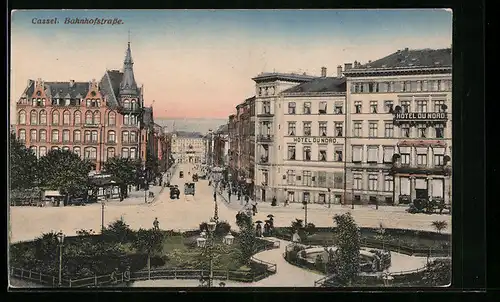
344, 63, 353, 71
321, 67, 327, 77
404, 47, 409, 52
337, 65, 343, 77
69, 80, 75, 87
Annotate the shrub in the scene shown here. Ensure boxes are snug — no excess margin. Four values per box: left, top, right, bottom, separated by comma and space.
199, 222, 208, 232
103, 218, 134, 243
422, 258, 451, 286
215, 221, 231, 237
431, 221, 448, 234
306, 223, 316, 235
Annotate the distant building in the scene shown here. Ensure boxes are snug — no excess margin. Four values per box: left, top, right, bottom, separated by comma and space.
171, 131, 206, 164
213, 124, 229, 167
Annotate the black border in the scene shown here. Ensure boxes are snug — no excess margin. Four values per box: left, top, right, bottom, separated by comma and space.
4, 0, 486, 300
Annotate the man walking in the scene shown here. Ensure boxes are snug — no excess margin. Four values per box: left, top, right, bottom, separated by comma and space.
228, 190, 232, 203
153, 217, 160, 230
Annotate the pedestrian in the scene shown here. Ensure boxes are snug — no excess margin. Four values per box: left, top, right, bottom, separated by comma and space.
237, 191, 241, 201
245, 195, 250, 205
153, 217, 160, 230
284, 198, 289, 207
228, 190, 231, 203
252, 202, 257, 216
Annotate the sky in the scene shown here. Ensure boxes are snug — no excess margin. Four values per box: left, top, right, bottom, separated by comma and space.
10, 9, 452, 120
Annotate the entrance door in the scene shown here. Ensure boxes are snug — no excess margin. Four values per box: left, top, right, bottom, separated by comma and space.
261, 188, 266, 202
335, 194, 341, 204
416, 189, 428, 199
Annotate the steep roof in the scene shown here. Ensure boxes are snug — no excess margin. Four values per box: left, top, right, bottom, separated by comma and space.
143, 107, 154, 127
355, 48, 452, 70
43, 81, 90, 98
215, 124, 229, 134
99, 70, 122, 108
282, 77, 346, 94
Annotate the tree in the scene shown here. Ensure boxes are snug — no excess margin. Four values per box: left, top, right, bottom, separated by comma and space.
9, 133, 38, 190
235, 214, 256, 265
103, 218, 135, 243
37, 149, 92, 205
431, 221, 448, 234
103, 157, 141, 199
332, 213, 361, 286
132, 228, 165, 274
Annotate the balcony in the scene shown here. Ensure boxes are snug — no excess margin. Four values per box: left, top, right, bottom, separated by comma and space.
83, 123, 100, 128
393, 112, 448, 125
118, 106, 142, 115
391, 164, 451, 176
257, 134, 273, 142
257, 111, 274, 118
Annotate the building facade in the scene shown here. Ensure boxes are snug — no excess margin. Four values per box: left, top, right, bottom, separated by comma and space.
171, 132, 206, 164
213, 124, 229, 167
344, 48, 452, 205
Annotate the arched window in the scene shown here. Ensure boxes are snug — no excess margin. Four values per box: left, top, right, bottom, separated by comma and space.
51, 146, 60, 151
73, 130, 81, 142
39, 110, 47, 125
107, 147, 115, 159
30, 146, 38, 158
121, 148, 129, 158
30, 129, 37, 142
63, 110, 71, 125
39, 146, 47, 157
108, 112, 116, 126
107, 131, 116, 143
93, 111, 101, 125
124, 115, 130, 125
30, 110, 38, 125
73, 147, 81, 158
74, 111, 81, 125
130, 131, 137, 143
51, 130, 59, 142
18, 129, 26, 141
122, 131, 129, 143
123, 99, 130, 109
52, 110, 60, 125
62, 146, 70, 151
84, 131, 91, 143
85, 111, 93, 125
18, 110, 26, 124
62, 130, 70, 142
91, 131, 98, 142
130, 148, 137, 159
131, 115, 137, 125
84, 147, 97, 159
39, 129, 47, 142
131, 99, 137, 110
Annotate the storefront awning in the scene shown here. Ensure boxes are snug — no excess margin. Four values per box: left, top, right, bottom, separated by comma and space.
398, 140, 447, 147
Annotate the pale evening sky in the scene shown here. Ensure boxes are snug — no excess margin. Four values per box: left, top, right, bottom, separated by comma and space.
10, 9, 452, 120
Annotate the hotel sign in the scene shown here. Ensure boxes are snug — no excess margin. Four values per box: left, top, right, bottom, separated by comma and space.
293, 137, 337, 144
394, 112, 447, 121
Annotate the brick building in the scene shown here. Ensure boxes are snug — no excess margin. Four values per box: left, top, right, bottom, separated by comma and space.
14, 42, 160, 172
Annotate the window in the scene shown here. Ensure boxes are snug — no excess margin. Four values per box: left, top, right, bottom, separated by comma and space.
108, 112, 116, 126
39, 146, 47, 157
130, 148, 137, 159
354, 101, 362, 113
353, 122, 362, 137
283, 144, 295, 161
434, 153, 444, 166
62, 130, 70, 142
303, 146, 311, 161
288, 102, 296, 114
369, 122, 378, 137
85, 111, 93, 124
319, 122, 327, 136
303, 171, 312, 186
74, 111, 81, 125
434, 100, 446, 112
418, 125, 427, 138
318, 193, 326, 203
319, 101, 327, 114
303, 102, 311, 114
384, 175, 393, 192
417, 81, 422, 92
384, 101, 394, 113
288, 191, 295, 202
108, 131, 116, 143
288, 122, 296, 136
422, 80, 428, 91
121, 148, 129, 158
353, 173, 362, 190
368, 82, 374, 92
416, 100, 427, 113
93, 111, 101, 125
352, 146, 362, 163
30, 146, 37, 158
401, 101, 411, 113
123, 115, 130, 125
303, 192, 310, 202
39, 110, 47, 125
30, 129, 37, 142
62, 146, 70, 152
435, 124, 444, 138
410, 81, 418, 92
122, 131, 130, 143
262, 101, 271, 114
335, 122, 343, 137
51, 130, 59, 142
131, 100, 137, 110
303, 122, 312, 136
91, 130, 98, 143
401, 152, 410, 165
84, 147, 97, 160
367, 146, 379, 163
383, 147, 395, 163
123, 99, 130, 109
65, 99, 70, 106
73, 130, 81, 142
335, 146, 343, 162
335, 104, 343, 114
402, 81, 409, 92
131, 115, 138, 126
401, 124, 410, 138
384, 122, 394, 138
107, 148, 115, 159
63, 111, 70, 125
52, 146, 59, 151
52, 111, 60, 125
73, 147, 81, 158
18, 129, 26, 141
319, 148, 327, 161
30, 110, 38, 125
130, 131, 137, 143
39, 130, 47, 142
370, 101, 378, 113
417, 153, 427, 166
368, 174, 378, 191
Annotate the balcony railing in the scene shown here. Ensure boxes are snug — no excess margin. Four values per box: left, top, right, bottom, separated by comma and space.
257, 111, 274, 118
118, 106, 142, 114
257, 134, 273, 142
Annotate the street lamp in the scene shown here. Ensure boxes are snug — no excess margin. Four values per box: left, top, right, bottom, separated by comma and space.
303, 197, 309, 226
197, 222, 233, 287
56, 231, 65, 287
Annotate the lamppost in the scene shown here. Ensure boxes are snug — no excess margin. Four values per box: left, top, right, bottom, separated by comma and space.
327, 188, 331, 208
303, 194, 309, 226
56, 231, 65, 287
196, 222, 234, 287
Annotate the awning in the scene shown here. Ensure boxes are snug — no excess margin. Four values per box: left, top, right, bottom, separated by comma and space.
44, 190, 62, 197
88, 175, 121, 187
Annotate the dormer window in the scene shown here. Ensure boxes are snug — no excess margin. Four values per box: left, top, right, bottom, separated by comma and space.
91, 91, 96, 97
36, 91, 41, 96
65, 99, 70, 106
86, 99, 91, 107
